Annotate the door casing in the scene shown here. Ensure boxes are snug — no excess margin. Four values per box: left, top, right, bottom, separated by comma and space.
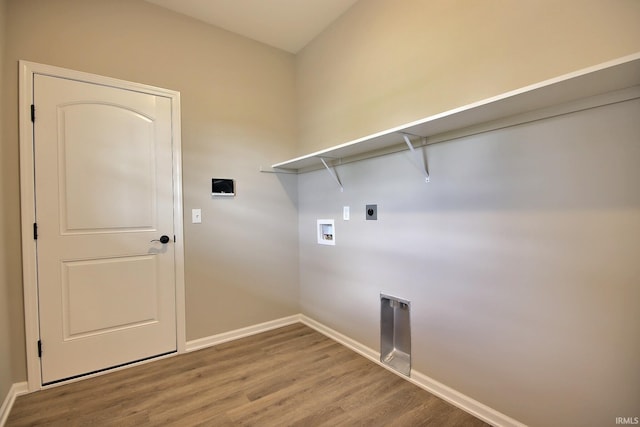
19, 60, 186, 391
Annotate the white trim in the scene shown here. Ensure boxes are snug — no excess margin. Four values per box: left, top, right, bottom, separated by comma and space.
169, 89, 187, 354
0, 382, 28, 427
300, 315, 378, 362
19, 61, 41, 393
18, 60, 186, 391
300, 315, 527, 427
185, 315, 301, 352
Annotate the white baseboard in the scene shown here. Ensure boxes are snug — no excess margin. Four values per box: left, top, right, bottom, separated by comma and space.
300, 315, 379, 361
300, 315, 526, 427
185, 314, 301, 352
407, 370, 526, 427
0, 382, 28, 427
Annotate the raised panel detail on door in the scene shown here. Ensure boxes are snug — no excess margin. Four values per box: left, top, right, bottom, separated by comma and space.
62, 256, 159, 339
59, 103, 156, 233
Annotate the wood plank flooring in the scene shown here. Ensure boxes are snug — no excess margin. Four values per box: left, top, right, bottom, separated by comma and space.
7, 323, 488, 426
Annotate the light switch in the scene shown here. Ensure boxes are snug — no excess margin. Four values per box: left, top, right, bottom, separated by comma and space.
343, 206, 350, 221
192, 209, 202, 224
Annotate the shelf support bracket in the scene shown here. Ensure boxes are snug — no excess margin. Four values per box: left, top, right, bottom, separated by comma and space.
320, 157, 344, 192
402, 134, 430, 183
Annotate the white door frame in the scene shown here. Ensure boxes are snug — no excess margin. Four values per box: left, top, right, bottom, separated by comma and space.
19, 61, 186, 392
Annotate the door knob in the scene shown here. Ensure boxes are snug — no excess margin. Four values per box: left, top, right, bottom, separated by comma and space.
151, 235, 171, 244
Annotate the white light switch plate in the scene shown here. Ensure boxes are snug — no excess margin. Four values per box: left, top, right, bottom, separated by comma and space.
343, 206, 350, 220
192, 209, 202, 224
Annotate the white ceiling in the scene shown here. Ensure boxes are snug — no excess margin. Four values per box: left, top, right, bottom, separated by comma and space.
146, 0, 359, 53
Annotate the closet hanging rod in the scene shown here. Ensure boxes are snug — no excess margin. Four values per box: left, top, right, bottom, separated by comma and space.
258, 166, 297, 174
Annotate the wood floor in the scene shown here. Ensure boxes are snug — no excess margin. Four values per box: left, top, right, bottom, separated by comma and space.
7, 323, 488, 426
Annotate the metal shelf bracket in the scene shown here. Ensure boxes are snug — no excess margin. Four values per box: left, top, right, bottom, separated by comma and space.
320, 157, 344, 192
402, 134, 430, 183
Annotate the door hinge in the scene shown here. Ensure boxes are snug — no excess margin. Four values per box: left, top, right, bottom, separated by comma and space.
31, 104, 35, 122
33, 223, 38, 240
37, 340, 42, 357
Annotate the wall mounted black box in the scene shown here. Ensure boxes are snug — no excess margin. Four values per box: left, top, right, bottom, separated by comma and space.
212, 178, 235, 196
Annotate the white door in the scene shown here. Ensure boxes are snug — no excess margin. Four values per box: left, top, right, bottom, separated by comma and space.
33, 74, 178, 384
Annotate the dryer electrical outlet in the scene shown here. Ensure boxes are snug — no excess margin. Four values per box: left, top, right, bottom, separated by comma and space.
366, 204, 377, 220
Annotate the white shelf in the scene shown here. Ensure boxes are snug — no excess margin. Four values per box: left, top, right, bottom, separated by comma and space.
272, 53, 640, 172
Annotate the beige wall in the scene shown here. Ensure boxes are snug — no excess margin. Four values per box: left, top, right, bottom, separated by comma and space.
0, 0, 13, 401
298, 97, 640, 427
2, 0, 299, 383
295, 1, 640, 426
296, 0, 640, 155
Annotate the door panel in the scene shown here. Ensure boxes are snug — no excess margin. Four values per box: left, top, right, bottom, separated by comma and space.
34, 74, 177, 384
62, 256, 159, 338
60, 103, 156, 232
